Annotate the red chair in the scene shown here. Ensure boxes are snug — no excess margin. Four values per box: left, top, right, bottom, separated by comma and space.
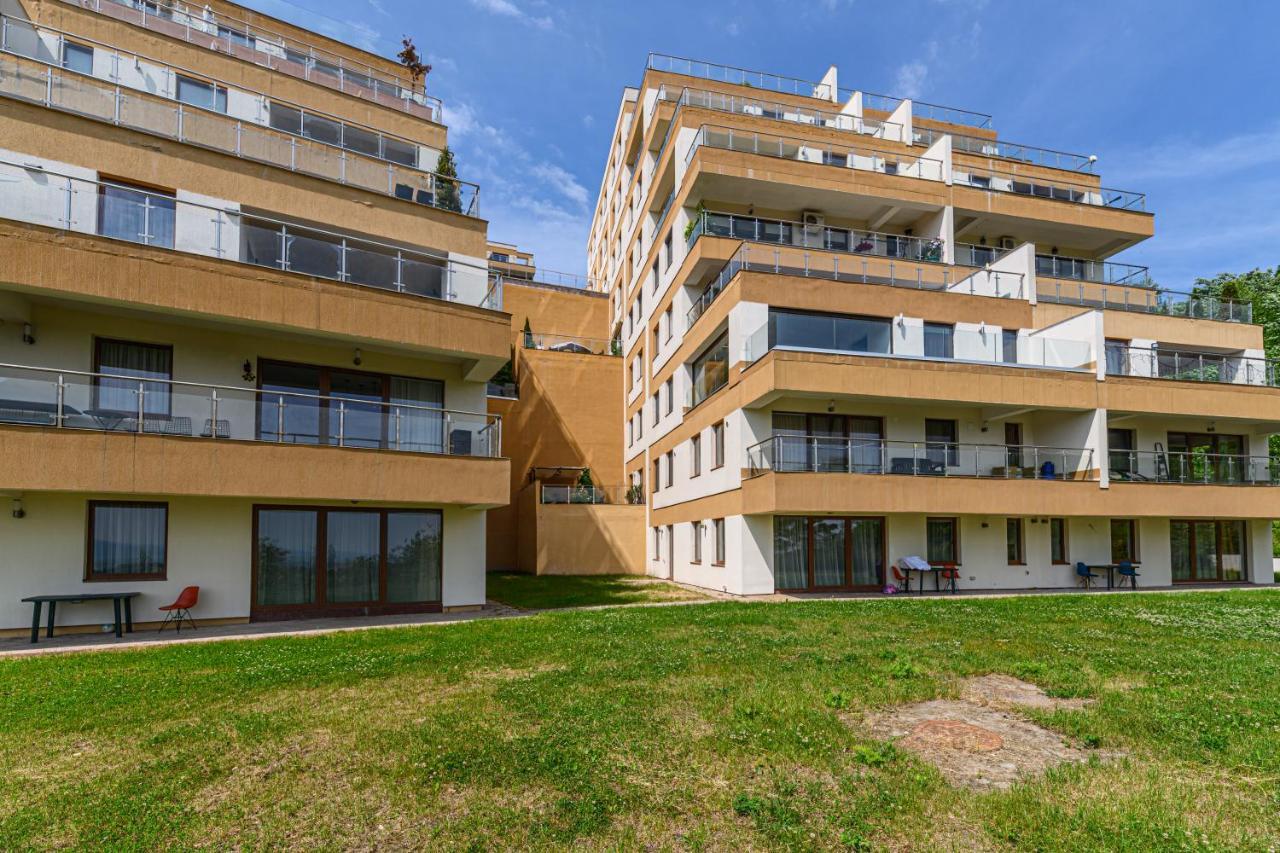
938, 563, 960, 594
891, 564, 911, 592
158, 586, 199, 633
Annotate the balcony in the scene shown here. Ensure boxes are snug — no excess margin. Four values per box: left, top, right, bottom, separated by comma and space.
0, 363, 501, 457
686, 124, 947, 182
1039, 284, 1252, 324
673, 85, 906, 143
1105, 345, 1278, 387
0, 27, 477, 215
57, 0, 442, 121
523, 333, 621, 357
0, 156, 490, 306
747, 436, 1096, 481
916, 127, 1093, 171
1109, 451, 1279, 486
540, 484, 643, 505
952, 163, 1145, 211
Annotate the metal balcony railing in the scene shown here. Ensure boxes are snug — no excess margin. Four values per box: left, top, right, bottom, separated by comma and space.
953, 162, 1145, 211
60, 0, 442, 121
746, 436, 1094, 480
689, 211, 943, 262
0, 156, 489, 305
1109, 451, 1280, 486
671, 85, 906, 143
686, 124, 946, 182
1038, 284, 1252, 324
0, 26, 477, 215
523, 334, 621, 357
1104, 345, 1280, 387
1034, 254, 1152, 287
0, 363, 502, 457
539, 484, 645, 505
915, 126, 1093, 171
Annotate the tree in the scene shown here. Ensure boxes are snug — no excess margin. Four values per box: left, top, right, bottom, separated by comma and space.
433, 147, 463, 213
396, 37, 431, 88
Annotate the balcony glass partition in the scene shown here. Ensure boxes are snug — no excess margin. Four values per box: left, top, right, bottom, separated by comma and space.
686, 125, 946, 183
1104, 345, 1279, 387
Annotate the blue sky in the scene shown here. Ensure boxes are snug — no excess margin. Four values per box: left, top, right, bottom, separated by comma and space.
256, 0, 1280, 287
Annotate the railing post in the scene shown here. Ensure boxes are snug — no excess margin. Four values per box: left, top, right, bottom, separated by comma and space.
55, 374, 65, 428
235, 122, 242, 156
337, 400, 346, 447
275, 395, 285, 442
135, 380, 145, 432
44, 67, 53, 108
209, 390, 219, 439
393, 406, 401, 450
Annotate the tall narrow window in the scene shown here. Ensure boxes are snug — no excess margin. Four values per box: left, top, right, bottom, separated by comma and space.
690, 333, 729, 406
176, 74, 228, 113
1006, 518, 1025, 564
925, 418, 959, 467
94, 338, 173, 417
926, 518, 958, 565
1050, 518, 1069, 564
664, 378, 674, 415
653, 459, 661, 492
713, 518, 726, 565
87, 501, 168, 580
98, 181, 176, 248
712, 421, 725, 469
691, 521, 703, 563
1110, 519, 1138, 563
690, 434, 702, 477
1002, 329, 1019, 364
665, 451, 674, 487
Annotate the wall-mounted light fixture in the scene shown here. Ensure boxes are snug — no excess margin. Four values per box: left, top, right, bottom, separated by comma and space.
21, 323, 35, 345
11, 497, 25, 519
353, 348, 363, 367
241, 360, 256, 382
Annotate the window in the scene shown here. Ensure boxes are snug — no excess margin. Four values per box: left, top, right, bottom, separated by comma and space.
691, 434, 702, 477
1108, 428, 1135, 478
925, 419, 959, 467
61, 41, 94, 74
926, 518, 959, 565
664, 378, 674, 415
1110, 519, 1138, 563
768, 309, 891, 355
1002, 329, 1019, 364
923, 323, 955, 359
652, 393, 660, 426
87, 501, 168, 580
713, 518, 726, 565
663, 230, 673, 269
176, 74, 228, 113
712, 421, 725, 469
664, 451, 674, 487
636, 411, 643, 440
663, 307, 673, 342
691, 521, 703, 563
1006, 518, 1025, 564
98, 181, 176, 248
1050, 518, 1069, 564
653, 459, 662, 492
690, 332, 729, 406
254, 507, 441, 611
1105, 338, 1130, 375
653, 527, 662, 560
627, 419, 633, 446
93, 338, 173, 416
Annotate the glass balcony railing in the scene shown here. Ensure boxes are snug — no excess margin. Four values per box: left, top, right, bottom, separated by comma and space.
672, 86, 906, 143
915, 126, 1093, 171
690, 211, 944, 262
1035, 254, 1152, 287
686, 125, 946, 181
540, 485, 644, 505
1104, 345, 1279, 387
0, 363, 502, 457
0, 156, 489, 305
1109, 451, 1279, 486
953, 162, 1145, 211
0, 28, 477, 215
1039, 284, 1252, 324
746, 436, 1094, 480
522, 333, 621, 357
488, 268, 602, 291
61, 0, 442, 121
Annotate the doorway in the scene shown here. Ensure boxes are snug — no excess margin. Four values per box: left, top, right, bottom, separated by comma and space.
1170, 520, 1248, 583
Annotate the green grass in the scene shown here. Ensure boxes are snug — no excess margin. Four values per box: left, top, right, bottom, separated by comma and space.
2, 591, 1280, 849
486, 571, 708, 610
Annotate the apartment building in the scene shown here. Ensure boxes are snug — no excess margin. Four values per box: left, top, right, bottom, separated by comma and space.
588, 54, 1277, 595
0, 0, 510, 633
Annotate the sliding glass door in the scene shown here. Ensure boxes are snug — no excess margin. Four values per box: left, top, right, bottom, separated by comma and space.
773, 516, 885, 591
1169, 520, 1248, 583
254, 507, 443, 617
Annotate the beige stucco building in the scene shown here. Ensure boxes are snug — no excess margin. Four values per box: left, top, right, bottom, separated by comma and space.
586, 55, 1278, 595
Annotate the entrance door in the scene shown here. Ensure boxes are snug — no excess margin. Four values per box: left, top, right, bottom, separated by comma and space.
1004, 423, 1024, 469
774, 516, 884, 592
1168, 432, 1246, 484
1170, 520, 1249, 583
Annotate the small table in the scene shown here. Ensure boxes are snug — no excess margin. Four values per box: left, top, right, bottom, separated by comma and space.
1087, 564, 1126, 589
21, 592, 141, 643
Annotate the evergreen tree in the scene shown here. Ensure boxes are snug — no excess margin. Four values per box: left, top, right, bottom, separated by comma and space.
434, 147, 463, 213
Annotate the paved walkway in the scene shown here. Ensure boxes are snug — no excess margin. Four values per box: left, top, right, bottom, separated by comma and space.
0, 583, 1270, 658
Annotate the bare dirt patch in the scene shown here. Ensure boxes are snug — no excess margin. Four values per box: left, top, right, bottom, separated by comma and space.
862, 675, 1115, 791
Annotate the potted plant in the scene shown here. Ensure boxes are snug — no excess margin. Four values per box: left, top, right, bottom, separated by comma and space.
574, 468, 595, 503
522, 318, 534, 349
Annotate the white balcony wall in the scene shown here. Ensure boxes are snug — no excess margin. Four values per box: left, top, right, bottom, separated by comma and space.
1028, 310, 1099, 371
448, 251, 488, 305
0, 148, 96, 234
174, 190, 241, 259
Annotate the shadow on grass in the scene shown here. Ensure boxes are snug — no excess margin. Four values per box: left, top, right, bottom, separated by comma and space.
486, 572, 699, 610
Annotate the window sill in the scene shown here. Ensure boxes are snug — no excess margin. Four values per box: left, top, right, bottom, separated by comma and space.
85, 573, 167, 582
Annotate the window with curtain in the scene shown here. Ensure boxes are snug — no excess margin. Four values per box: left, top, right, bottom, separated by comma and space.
94, 338, 172, 417
1006, 518, 1025, 564
1050, 518, 1068, 564
256, 509, 318, 606
923, 323, 955, 359
390, 376, 444, 453
87, 501, 167, 580
98, 181, 175, 249
1110, 519, 1138, 563
812, 518, 846, 587
772, 412, 808, 472
326, 511, 380, 603
925, 418, 959, 467
926, 518, 958, 565
774, 516, 808, 590
1104, 339, 1130, 375
714, 518, 725, 564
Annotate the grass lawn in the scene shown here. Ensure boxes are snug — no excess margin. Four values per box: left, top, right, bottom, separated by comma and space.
486, 571, 709, 610
2, 591, 1280, 850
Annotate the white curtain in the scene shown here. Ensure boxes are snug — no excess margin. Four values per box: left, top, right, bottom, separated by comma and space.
391, 377, 444, 453
91, 503, 166, 576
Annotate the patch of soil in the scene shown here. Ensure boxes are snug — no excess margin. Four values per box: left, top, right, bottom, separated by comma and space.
959, 673, 1093, 712
861, 675, 1115, 791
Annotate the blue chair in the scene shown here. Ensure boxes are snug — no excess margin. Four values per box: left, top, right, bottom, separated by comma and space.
1117, 561, 1139, 589
1076, 562, 1099, 589
1040, 460, 1057, 480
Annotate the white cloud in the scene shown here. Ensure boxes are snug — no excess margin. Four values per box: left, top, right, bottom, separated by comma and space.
726, 20, 741, 36
894, 61, 928, 99
1111, 122, 1280, 183
530, 163, 588, 207
581, 114, 595, 128
468, 0, 554, 30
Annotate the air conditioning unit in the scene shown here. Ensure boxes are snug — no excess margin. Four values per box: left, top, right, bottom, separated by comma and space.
998, 236, 1017, 251
802, 211, 825, 242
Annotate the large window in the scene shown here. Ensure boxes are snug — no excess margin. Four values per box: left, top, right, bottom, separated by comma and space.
923, 323, 955, 359
61, 41, 94, 74
773, 516, 884, 591
256, 361, 444, 452
176, 74, 228, 113
1050, 518, 1069, 564
768, 309, 891, 355
690, 333, 729, 406
1110, 519, 1139, 563
254, 507, 441, 613
925, 418, 959, 467
772, 412, 884, 473
926, 518, 958, 565
98, 181, 175, 249
93, 338, 173, 417
86, 501, 168, 580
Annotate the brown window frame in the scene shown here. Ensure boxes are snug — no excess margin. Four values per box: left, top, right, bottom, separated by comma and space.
713, 518, 725, 565
1110, 518, 1139, 563
1006, 517, 1025, 565
92, 337, 175, 417
926, 516, 960, 566
690, 434, 702, 478
691, 521, 703, 564
711, 420, 725, 470
85, 500, 169, 582
1050, 518, 1069, 564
